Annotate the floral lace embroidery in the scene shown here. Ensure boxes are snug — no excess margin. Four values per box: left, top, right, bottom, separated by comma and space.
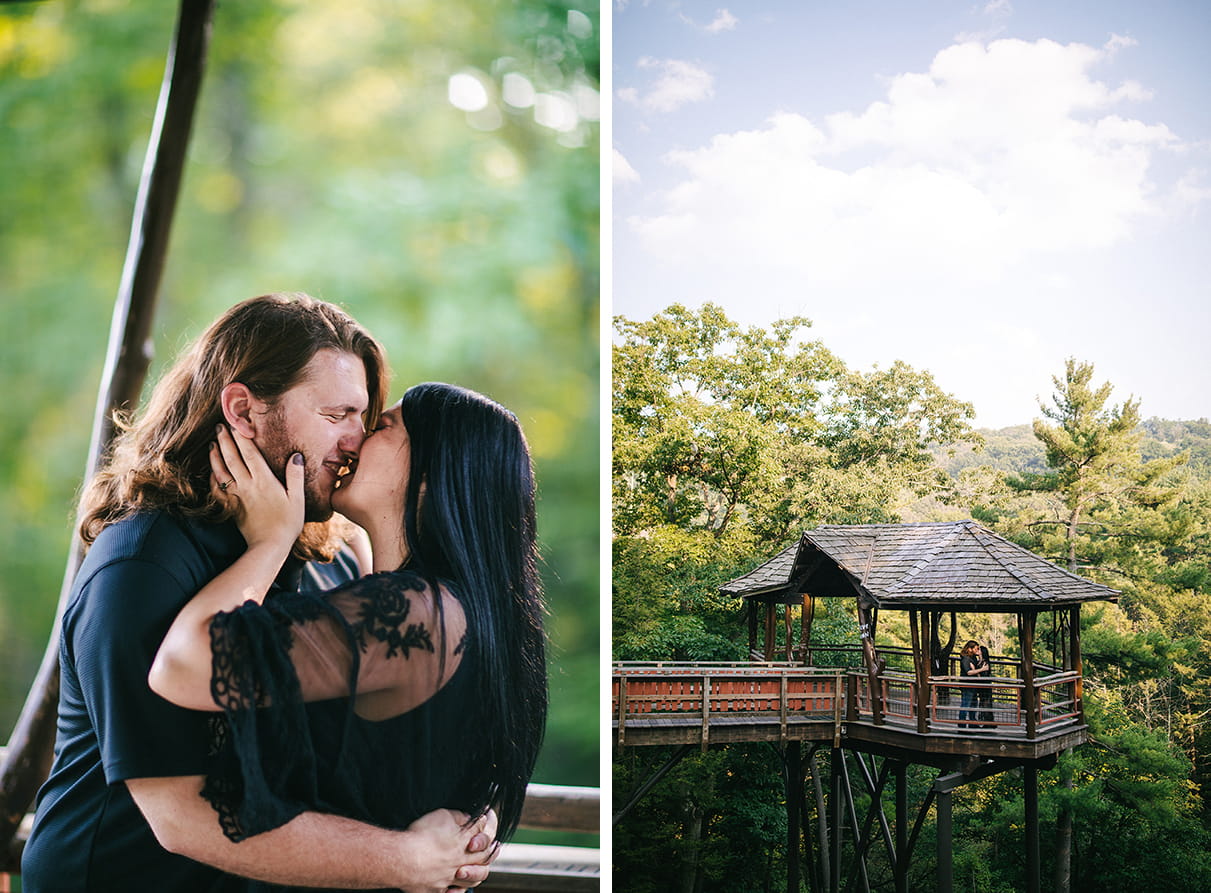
350, 572, 435, 659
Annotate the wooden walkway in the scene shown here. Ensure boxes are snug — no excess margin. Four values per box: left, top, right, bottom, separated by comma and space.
613, 661, 1086, 763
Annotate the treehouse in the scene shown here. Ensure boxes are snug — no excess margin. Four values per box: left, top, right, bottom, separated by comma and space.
722, 519, 1117, 761
612, 521, 1118, 893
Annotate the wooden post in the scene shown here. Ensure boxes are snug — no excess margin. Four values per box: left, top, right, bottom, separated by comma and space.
1020, 611, 1037, 739
894, 762, 908, 893
801, 594, 814, 665
1069, 606, 1083, 718
857, 603, 883, 725
909, 609, 928, 734
785, 742, 802, 893
748, 599, 759, 658
0, 0, 217, 855
829, 748, 843, 893
764, 601, 777, 662
784, 602, 794, 661
1025, 764, 1040, 893
936, 790, 953, 893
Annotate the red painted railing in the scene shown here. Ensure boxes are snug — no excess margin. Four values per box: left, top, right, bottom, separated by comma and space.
615, 662, 1082, 743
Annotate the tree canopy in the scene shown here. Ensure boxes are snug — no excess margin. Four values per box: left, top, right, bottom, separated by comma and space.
612, 305, 1211, 889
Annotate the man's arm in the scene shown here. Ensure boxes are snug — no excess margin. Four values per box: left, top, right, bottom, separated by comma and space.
127, 775, 496, 892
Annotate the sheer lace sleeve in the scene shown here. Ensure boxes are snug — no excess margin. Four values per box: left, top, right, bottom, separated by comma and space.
201, 569, 467, 840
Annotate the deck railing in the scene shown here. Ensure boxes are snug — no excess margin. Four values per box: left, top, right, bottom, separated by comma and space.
613, 663, 844, 747
615, 661, 1083, 745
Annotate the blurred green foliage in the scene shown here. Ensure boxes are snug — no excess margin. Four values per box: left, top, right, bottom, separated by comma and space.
0, 0, 599, 790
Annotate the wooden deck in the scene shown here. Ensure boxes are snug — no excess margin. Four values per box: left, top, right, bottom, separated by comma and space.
613, 662, 1086, 764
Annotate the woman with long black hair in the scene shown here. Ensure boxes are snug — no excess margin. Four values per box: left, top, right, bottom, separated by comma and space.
150, 382, 548, 889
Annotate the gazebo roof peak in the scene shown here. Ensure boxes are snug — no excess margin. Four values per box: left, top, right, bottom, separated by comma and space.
721, 519, 1120, 610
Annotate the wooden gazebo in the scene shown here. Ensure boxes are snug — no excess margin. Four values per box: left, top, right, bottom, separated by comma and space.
723, 519, 1116, 756
613, 520, 1118, 893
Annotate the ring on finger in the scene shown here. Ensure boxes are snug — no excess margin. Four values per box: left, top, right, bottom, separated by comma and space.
219, 479, 233, 491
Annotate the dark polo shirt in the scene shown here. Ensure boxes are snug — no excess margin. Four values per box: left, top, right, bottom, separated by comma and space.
22, 511, 356, 892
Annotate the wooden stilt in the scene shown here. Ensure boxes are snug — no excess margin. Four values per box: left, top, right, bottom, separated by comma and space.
894, 761, 908, 893
936, 790, 953, 893
785, 742, 802, 893
1025, 764, 1040, 893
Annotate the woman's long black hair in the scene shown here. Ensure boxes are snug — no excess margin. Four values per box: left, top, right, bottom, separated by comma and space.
397, 382, 547, 840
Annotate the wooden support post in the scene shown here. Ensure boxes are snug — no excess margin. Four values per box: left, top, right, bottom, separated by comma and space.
747, 599, 759, 659
936, 790, 953, 893
1025, 764, 1040, 893
830, 749, 842, 893
616, 676, 627, 747
785, 742, 802, 893
801, 594, 814, 666
764, 601, 776, 663
1020, 612, 1038, 739
784, 603, 794, 661
1069, 606, 1083, 718
909, 609, 928, 734
857, 603, 883, 725
0, 0, 217, 852
894, 761, 908, 893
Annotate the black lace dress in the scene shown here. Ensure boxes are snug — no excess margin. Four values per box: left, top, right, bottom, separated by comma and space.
201, 569, 479, 891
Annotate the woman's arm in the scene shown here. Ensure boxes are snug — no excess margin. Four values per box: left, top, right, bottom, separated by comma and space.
149, 425, 304, 710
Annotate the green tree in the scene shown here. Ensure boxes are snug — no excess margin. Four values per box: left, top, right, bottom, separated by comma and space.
612, 304, 982, 890
971, 359, 1206, 890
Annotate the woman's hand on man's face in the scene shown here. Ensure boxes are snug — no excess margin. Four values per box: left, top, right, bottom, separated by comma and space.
210, 423, 305, 552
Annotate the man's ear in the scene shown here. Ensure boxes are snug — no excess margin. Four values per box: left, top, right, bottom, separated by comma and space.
220, 383, 268, 438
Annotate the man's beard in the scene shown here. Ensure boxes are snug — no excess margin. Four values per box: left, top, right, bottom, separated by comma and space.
260, 409, 334, 523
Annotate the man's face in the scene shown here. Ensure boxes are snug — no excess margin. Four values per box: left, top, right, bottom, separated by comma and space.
257, 348, 370, 522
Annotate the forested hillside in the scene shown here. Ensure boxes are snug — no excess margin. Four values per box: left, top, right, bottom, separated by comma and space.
613, 304, 1211, 891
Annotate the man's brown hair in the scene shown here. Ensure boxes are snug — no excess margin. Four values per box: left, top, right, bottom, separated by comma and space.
79, 292, 388, 559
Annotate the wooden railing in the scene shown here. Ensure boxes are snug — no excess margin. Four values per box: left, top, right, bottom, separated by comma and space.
0, 774, 599, 892
615, 662, 1084, 744
483, 784, 600, 892
613, 663, 845, 746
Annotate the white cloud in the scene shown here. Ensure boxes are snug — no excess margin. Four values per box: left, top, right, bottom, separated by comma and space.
706, 10, 738, 33
614, 148, 640, 185
623, 57, 715, 113
628, 37, 1186, 284
1104, 33, 1137, 55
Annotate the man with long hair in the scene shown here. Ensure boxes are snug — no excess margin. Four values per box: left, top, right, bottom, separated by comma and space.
23, 294, 495, 892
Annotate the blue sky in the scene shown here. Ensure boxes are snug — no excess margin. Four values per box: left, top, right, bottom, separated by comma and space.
611, 1, 1211, 428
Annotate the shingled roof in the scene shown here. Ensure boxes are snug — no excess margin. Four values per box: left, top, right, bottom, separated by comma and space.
720, 520, 1119, 610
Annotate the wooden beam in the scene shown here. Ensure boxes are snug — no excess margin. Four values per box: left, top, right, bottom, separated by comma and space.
0, 0, 216, 850
909, 609, 928, 735
1024, 764, 1040, 893
1069, 606, 1083, 718
785, 742, 802, 893
801, 594, 815, 666
764, 600, 776, 662
519, 784, 599, 834
857, 604, 883, 725
1020, 612, 1038, 739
